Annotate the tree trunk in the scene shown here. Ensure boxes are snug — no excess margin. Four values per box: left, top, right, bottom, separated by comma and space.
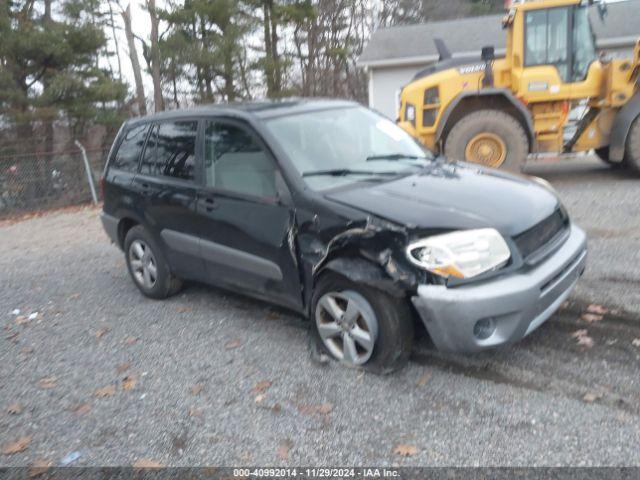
147, 0, 164, 112
122, 4, 147, 116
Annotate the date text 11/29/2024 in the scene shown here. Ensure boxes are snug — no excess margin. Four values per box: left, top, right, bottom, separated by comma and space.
232, 468, 400, 477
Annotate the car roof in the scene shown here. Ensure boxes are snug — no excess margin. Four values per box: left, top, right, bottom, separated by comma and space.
125, 98, 359, 127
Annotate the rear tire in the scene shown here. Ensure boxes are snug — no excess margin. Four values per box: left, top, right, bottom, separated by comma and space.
624, 117, 640, 174
124, 225, 183, 299
444, 109, 529, 172
310, 272, 414, 374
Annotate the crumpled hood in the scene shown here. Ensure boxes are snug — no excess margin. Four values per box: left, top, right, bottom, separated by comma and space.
325, 161, 560, 237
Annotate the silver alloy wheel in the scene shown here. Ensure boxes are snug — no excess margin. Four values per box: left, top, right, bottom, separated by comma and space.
128, 239, 158, 289
315, 290, 379, 366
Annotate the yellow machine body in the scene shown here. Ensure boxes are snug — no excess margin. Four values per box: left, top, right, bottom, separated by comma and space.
398, 0, 640, 168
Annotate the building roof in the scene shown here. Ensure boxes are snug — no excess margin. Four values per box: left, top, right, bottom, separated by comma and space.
359, 0, 639, 68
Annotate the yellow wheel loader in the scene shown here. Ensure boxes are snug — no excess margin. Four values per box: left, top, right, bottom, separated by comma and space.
397, 0, 640, 172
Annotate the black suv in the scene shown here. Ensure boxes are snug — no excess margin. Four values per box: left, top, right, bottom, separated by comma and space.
101, 99, 587, 372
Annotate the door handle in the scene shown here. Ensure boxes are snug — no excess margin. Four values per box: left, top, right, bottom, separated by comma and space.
203, 197, 216, 212
139, 183, 151, 196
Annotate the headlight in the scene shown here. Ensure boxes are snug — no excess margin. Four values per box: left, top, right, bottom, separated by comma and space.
404, 103, 416, 125
406, 228, 511, 279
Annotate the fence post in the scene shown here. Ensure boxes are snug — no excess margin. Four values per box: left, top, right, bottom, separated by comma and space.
74, 140, 98, 205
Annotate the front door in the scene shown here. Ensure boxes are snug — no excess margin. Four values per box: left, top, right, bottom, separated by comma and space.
195, 118, 302, 311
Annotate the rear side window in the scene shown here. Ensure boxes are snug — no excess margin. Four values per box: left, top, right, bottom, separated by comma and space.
147, 120, 198, 181
111, 124, 149, 172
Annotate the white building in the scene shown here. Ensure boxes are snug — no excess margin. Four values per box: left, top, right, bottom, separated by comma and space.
359, 0, 639, 120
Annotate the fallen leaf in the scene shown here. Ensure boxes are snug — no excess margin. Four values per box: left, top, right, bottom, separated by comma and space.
72, 403, 91, 416
15, 316, 29, 326
117, 362, 131, 374
133, 458, 165, 469
271, 403, 282, 413
577, 335, 595, 348
94, 385, 116, 397
28, 458, 52, 478
297, 403, 334, 415
38, 377, 56, 389
225, 339, 242, 350
266, 311, 280, 321
393, 444, 418, 457
581, 313, 603, 323
95, 327, 110, 339
176, 306, 193, 314
572, 329, 588, 339
68, 293, 81, 300
190, 384, 204, 396
21, 346, 34, 355
586, 304, 608, 315
251, 380, 272, 394
417, 373, 431, 387
583, 392, 602, 403
632, 338, 640, 348
7, 403, 23, 415
276, 440, 293, 460
124, 336, 138, 345
122, 375, 137, 391
2, 435, 31, 455
188, 407, 203, 418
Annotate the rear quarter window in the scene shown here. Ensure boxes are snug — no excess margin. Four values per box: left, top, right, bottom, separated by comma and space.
111, 124, 150, 172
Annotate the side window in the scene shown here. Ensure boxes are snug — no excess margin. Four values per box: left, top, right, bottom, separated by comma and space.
148, 120, 198, 181
525, 7, 570, 82
140, 124, 158, 176
111, 124, 149, 172
204, 120, 277, 199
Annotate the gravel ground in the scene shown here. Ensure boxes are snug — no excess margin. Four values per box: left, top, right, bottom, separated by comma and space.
1, 157, 639, 467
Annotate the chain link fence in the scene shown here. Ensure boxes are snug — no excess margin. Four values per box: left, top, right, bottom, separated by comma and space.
0, 144, 111, 220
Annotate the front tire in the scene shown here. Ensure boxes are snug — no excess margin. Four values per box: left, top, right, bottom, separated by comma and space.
444, 109, 529, 172
310, 272, 414, 374
624, 116, 640, 174
124, 225, 182, 299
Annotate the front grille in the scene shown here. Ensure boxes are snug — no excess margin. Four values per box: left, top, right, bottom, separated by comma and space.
514, 208, 569, 263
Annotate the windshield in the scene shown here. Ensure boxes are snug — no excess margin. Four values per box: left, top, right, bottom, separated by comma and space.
265, 106, 432, 191
572, 6, 597, 82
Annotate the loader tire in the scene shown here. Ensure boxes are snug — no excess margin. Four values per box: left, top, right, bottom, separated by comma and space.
595, 147, 624, 169
624, 116, 640, 174
444, 110, 529, 173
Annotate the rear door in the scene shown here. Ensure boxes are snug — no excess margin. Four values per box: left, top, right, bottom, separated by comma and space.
131, 119, 205, 280
103, 123, 150, 216
195, 117, 302, 311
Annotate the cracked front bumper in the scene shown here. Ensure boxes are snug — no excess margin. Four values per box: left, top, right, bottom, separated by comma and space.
411, 223, 587, 353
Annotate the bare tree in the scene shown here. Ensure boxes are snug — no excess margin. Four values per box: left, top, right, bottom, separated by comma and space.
121, 4, 147, 116
146, 0, 165, 112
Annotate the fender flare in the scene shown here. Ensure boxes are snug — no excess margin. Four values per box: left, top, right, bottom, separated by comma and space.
436, 88, 535, 150
316, 257, 408, 299
609, 91, 640, 162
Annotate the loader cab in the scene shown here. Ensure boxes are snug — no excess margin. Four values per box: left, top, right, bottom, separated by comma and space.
506, 0, 601, 102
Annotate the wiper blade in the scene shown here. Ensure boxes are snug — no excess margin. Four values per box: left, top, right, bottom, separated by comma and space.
302, 169, 400, 178
366, 153, 429, 162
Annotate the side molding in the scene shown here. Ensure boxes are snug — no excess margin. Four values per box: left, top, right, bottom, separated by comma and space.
609, 92, 640, 162
161, 228, 284, 282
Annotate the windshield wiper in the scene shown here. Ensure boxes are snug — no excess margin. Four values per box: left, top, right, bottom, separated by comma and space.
302, 169, 400, 178
366, 153, 429, 162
